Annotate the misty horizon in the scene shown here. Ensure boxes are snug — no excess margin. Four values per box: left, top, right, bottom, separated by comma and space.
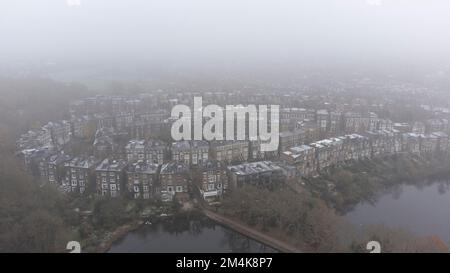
1, 0, 450, 72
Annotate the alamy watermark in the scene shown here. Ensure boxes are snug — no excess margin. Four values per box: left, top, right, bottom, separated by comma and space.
170, 97, 280, 152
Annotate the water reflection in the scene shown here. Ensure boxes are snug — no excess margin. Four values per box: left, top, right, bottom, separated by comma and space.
346, 180, 450, 243
390, 185, 403, 200
437, 182, 449, 195
109, 212, 277, 253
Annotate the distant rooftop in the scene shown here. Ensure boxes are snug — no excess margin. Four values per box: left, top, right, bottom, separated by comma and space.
65, 156, 99, 169
127, 161, 159, 174
95, 158, 127, 172
160, 162, 189, 174
289, 145, 313, 154
228, 161, 281, 176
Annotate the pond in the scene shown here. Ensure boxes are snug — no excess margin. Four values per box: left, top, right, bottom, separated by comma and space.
108, 213, 276, 253
345, 180, 450, 244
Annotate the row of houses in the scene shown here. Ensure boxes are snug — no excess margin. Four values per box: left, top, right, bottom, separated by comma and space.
123, 139, 271, 166
23, 130, 449, 203
20, 102, 409, 156
280, 108, 395, 137
18, 111, 171, 150
17, 121, 72, 151
20, 98, 450, 164
22, 149, 287, 203
394, 119, 450, 135
24, 128, 448, 201
96, 131, 305, 165
69, 94, 163, 116
282, 130, 449, 177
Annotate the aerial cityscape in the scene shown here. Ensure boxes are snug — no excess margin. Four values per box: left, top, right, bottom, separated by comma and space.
2, 0, 450, 260
9, 77, 450, 253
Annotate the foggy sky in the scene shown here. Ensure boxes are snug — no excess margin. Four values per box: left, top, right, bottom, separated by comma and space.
1, 0, 450, 69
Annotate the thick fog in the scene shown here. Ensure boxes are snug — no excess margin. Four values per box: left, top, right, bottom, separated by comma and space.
1, 0, 450, 71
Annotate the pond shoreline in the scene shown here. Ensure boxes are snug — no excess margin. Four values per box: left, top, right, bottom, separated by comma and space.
96, 220, 145, 253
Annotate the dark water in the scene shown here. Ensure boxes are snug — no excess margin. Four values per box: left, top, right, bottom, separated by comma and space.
108, 214, 276, 253
346, 181, 450, 243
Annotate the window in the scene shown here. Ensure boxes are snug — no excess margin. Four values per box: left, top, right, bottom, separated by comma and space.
110, 184, 117, 191
167, 186, 174, 192
102, 183, 108, 189
143, 186, 149, 192
71, 180, 77, 186
176, 186, 183, 192
134, 186, 139, 193
208, 183, 215, 190
111, 191, 117, 198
